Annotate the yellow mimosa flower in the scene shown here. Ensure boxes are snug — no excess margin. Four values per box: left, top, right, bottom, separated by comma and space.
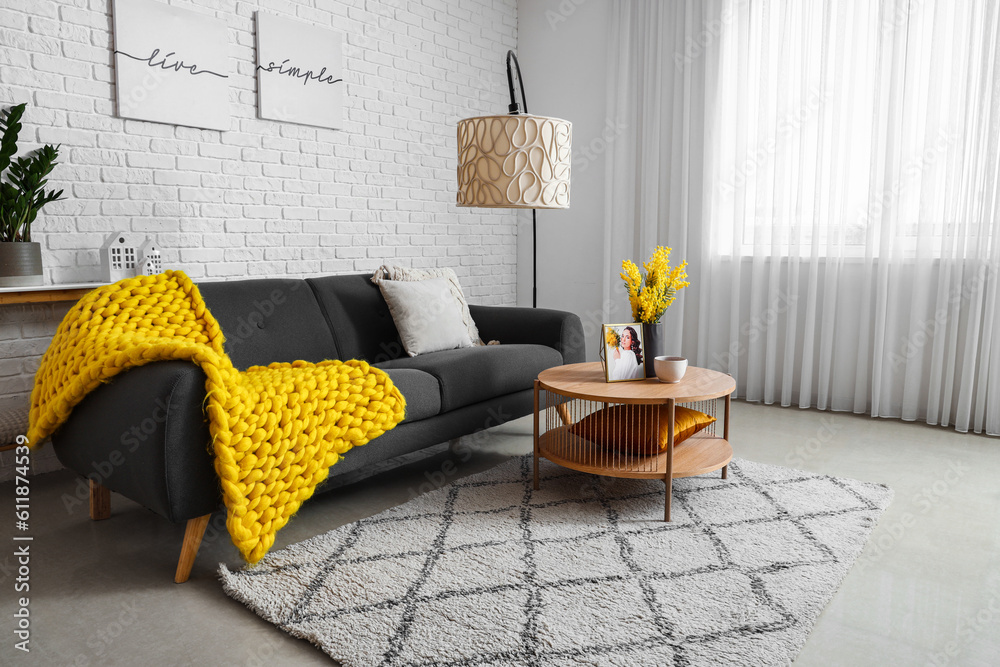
619, 246, 691, 324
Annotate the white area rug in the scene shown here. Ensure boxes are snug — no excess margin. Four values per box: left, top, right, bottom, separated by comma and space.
220, 456, 892, 666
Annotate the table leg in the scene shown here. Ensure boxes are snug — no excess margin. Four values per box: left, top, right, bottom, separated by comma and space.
722, 392, 731, 480
533, 379, 540, 491
664, 398, 675, 522
724, 392, 731, 440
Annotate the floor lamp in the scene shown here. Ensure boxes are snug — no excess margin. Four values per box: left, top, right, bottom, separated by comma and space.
456, 50, 572, 308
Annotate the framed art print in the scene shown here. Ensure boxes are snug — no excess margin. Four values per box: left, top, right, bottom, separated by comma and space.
111, 0, 230, 131
601, 323, 646, 382
255, 12, 344, 129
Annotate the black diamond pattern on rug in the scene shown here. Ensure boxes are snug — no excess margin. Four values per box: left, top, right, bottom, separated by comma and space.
221, 456, 892, 667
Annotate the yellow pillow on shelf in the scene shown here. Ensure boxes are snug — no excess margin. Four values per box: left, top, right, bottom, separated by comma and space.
568, 405, 716, 457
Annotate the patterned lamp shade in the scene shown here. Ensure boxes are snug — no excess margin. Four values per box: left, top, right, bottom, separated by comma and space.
457, 114, 572, 209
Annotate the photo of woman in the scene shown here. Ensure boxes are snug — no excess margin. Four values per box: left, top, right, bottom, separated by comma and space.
604, 324, 645, 382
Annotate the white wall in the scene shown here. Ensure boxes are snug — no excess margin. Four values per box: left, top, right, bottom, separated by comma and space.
0, 0, 518, 477
516, 0, 610, 357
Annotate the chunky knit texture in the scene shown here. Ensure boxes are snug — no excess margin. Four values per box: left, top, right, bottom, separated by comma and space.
27, 270, 406, 563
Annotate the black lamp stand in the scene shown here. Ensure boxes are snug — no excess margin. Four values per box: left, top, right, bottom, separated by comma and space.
505, 50, 538, 309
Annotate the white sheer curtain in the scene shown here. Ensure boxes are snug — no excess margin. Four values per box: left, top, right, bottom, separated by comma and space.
605, 0, 1000, 434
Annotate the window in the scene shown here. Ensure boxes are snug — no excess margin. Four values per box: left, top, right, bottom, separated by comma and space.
707, 0, 996, 258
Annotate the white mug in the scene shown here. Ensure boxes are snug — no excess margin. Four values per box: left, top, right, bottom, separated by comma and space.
654, 356, 688, 383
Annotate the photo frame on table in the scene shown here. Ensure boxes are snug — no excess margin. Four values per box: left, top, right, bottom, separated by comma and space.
599, 323, 646, 383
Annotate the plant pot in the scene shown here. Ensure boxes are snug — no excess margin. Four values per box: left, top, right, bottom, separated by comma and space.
642, 322, 665, 378
0, 242, 43, 287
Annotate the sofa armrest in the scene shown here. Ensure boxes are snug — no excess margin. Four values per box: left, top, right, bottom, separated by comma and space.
50, 361, 219, 523
468, 305, 586, 364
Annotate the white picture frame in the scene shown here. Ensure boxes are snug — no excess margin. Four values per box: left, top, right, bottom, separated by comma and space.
601, 323, 646, 383
255, 12, 345, 129
111, 0, 230, 131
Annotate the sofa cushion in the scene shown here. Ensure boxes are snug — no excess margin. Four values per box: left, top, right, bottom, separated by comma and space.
376, 344, 562, 412
381, 368, 441, 422
378, 277, 474, 357
307, 274, 405, 363
198, 279, 338, 370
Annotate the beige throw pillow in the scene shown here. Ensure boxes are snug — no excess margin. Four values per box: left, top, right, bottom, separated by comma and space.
378, 277, 475, 357
371, 264, 483, 345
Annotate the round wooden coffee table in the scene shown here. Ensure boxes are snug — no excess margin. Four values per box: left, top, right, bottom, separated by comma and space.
533, 362, 735, 521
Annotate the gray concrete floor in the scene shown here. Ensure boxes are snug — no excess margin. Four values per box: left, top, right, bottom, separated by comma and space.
2, 401, 999, 666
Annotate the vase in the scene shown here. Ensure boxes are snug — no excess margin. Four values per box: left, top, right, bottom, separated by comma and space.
641, 322, 664, 378
0, 242, 43, 287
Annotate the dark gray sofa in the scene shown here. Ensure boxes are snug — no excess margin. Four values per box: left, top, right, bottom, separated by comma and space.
50, 273, 585, 581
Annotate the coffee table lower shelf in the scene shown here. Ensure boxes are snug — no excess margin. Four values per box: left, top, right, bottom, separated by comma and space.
537, 426, 733, 480
535, 426, 733, 521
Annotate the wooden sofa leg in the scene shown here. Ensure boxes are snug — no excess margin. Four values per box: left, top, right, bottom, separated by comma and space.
555, 402, 574, 426
174, 514, 211, 584
89, 479, 111, 520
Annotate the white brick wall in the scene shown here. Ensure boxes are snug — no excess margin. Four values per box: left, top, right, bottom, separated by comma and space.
0, 0, 519, 477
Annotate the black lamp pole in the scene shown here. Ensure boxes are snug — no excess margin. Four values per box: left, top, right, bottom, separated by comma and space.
504, 50, 538, 309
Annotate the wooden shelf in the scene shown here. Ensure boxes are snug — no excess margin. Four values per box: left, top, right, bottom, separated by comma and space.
0, 282, 106, 305
0, 275, 279, 306
538, 426, 733, 480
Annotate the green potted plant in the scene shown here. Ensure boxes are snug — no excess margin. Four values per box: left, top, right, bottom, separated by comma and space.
0, 103, 65, 287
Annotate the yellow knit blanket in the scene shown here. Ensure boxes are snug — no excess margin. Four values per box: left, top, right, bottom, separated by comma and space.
28, 270, 405, 563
